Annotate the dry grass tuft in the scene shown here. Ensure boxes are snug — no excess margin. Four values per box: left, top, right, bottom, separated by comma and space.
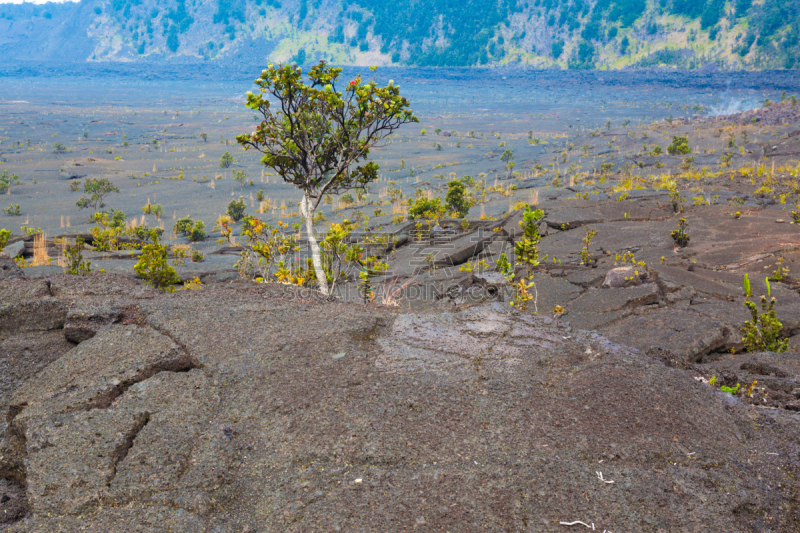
32, 233, 51, 267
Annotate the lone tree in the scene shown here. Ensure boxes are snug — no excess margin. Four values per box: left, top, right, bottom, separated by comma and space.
0, 170, 20, 194
76, 177, 119, 212
220, 151, 235, 168
501, 149, 515, 179
236, 60, 417, 296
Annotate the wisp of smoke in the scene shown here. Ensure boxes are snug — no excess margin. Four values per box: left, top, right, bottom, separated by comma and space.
708, 95, 761, 116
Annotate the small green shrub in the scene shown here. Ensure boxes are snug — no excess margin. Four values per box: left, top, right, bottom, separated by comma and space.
0, 170, 20, 194
173, 216, 193, 237
445, 180, 469, 217
3, 203, 21, 216
670, 218, 690, 247
667, 136, 691, 155
669, 191, 684, 213
741, 282, 789, 353
64, 237, 92, 275
174, 216, 206, 241
76, 177, 119, 212
233, 168, 248, 185
495, 252, 512, 275
515, 205, 547, 267
506, 205, 548, 311
142, 202, 163, 217
131, 226, 163, 243
226, 197, 247, 222
171, 244, 189, 266
709, 376, 741, 395
580, 227, 597, 265
0, 228, 10, 251
358, 257, 389, 303
408, 197, 445, 220
720, 384, 740, 395
188, 221, 206, 242
90, 212, 119, 251
220, 151, 235, 168
110, 209, 126, 229
134, 242, 180, 292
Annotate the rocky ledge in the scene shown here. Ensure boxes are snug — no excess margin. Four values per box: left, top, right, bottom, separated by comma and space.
1, 274, 799, 532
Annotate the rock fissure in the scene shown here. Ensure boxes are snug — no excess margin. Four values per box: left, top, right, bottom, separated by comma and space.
70, 355, 200, 413
0, 407, 29, 528
1, 404, 28, 490
106, 411, 150, 486
145, 321, 196, 359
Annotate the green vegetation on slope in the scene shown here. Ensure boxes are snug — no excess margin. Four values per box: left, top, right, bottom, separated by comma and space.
350, 0, 522, 66
0, 0, 797, 68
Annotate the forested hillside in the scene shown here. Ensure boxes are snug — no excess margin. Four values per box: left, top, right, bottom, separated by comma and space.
0, 0, 797, 69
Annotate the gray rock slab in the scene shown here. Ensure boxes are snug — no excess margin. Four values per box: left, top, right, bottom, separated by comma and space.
0, 253, 23, 279
3, 240, 25, 259
0, 282, 798, 532
651, 264, 741, 299
0, 279, 66, 334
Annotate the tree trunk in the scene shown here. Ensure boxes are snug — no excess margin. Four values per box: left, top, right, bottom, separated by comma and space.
301, 194, 329, 297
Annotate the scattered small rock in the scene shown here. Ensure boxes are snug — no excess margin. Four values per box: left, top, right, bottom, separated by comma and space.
602, 266, 645, 288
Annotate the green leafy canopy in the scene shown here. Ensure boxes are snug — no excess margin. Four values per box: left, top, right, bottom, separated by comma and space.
236, 60, 418, 210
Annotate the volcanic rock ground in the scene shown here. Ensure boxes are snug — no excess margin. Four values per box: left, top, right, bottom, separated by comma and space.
2, 74, 800, 531
1, 274, 800, 532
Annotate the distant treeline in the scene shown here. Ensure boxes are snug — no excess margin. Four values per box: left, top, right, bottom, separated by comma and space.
0, 0, 797, 69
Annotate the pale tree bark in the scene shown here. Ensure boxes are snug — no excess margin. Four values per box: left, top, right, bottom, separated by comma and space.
300, 193, 329, 297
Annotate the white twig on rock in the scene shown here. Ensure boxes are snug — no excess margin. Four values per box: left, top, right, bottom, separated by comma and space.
559, 520, 613, 533
559, 520, 592, 529
596, 471, 614, 484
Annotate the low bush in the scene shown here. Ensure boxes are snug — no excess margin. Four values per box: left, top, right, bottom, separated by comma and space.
667, 136, 691, 155
134, 242, 180, 292
741, 279, 789, 353
174, 216, 206, 242
445, 181, 469, 217
227, 197, 247, 222
408, 197, 445, 220
64, 237, 91, 275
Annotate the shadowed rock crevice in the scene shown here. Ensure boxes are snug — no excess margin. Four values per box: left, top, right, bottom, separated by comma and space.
0, 478, 27, 527
1, 405, 28, 490
76, 354, 200, 412
63, 304, 149, 345
145, 320, 196, 356
106, 412, 150, 485
0, 408, 29, 528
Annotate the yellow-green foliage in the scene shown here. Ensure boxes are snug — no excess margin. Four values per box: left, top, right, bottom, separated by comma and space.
64, 237, 92, 275
90, 212, 119, 252
0, 228, 10, 252
134, 242, 180, 292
